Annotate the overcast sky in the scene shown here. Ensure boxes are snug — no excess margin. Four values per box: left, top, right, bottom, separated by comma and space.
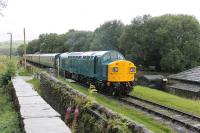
0, 0, 199, 42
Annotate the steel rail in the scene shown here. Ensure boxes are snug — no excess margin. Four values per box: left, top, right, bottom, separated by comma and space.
119, 95, 200, 132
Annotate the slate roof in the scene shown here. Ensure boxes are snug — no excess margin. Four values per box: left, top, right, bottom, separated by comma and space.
167, 81, 200, 92
168, 66, 200, 83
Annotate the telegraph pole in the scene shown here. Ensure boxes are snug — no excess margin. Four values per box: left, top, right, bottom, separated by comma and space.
24, 28, 26, 68
7, 32, 12, 59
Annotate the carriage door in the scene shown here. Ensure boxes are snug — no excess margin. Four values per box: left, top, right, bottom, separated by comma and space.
94, 56, 97, 75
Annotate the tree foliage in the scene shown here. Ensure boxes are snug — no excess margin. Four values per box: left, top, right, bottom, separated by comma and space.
62, 30, 93, 52
160, 48, 184, 72
90, 20, 124, 51
25, 30, 93, 54
17, 44, 26, 56
119, 15, 151, 66
120, 14, 200, 72
18, 14, 200, 72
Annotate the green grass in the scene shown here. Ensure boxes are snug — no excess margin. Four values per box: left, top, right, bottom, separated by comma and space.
0, 89, 21, 133
27, 78, 41, 95
0, 63, 6, 74
27, 78, 40, 89
58, 78, 174, 133
132, 86, 200, 116
18, 67, 32, 76
0, 56, 21, 133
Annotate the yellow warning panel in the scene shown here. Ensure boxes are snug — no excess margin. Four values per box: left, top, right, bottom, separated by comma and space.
108, 60, 136, 82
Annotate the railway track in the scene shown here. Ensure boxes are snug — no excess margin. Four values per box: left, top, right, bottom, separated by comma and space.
119, 95, 200, 132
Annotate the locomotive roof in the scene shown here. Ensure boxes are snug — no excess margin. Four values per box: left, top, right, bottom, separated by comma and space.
59, 52, 70, 58
59, 51, 118, 58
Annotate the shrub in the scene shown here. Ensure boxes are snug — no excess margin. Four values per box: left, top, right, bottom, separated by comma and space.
0, 61, 16, 87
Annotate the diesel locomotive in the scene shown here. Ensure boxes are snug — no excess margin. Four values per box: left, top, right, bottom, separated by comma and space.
24, 50, 136, 95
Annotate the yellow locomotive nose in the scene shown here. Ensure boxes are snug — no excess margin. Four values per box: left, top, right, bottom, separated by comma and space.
107, 60, 136, 82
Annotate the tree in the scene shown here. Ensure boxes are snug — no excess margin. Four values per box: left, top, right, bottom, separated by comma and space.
90, 20, 124, 51
119, 15, 151, 65
27, 39, 40, 54
120, 14, 200, 72
25, 30, 93, 54
148, 14, 200, 71
63, 30, 93, 52
160, 48, 184, 72
39, 33, 61, 53
17, 44, 26, 56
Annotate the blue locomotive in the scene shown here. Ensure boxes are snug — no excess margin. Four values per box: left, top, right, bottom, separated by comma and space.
24, 50, 136, 95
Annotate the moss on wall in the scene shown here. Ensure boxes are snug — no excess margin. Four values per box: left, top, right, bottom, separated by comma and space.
39, 72, 151, 133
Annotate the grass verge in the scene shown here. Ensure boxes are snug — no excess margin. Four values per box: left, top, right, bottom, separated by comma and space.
18, 67, 32, 76
131, 86, 200, 116
0, 56, 21, 133
27, 78, 41, 95
0, 89, 21, 133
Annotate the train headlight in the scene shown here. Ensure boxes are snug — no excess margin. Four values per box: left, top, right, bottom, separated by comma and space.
112, 67, 118, 72
130, 67, 135, 73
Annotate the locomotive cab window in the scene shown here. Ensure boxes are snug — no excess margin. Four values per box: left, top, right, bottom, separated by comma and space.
102, 52, 125, 63
102, 53, 111, 62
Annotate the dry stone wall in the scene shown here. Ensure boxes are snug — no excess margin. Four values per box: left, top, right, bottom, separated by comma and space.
39, 72, 152, 133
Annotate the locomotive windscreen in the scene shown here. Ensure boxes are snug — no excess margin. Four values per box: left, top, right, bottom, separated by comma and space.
102, 52, 124, 63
